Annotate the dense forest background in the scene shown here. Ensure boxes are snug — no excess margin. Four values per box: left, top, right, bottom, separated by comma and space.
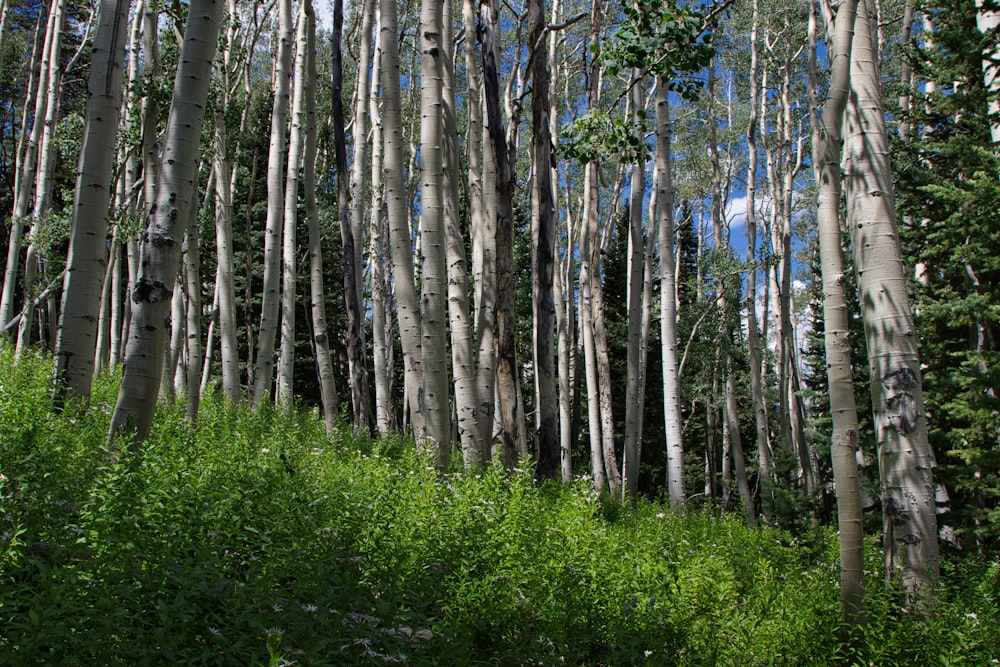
0, 0, 998, 649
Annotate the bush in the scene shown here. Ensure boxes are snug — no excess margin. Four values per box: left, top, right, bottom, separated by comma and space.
1, 346, 998, 665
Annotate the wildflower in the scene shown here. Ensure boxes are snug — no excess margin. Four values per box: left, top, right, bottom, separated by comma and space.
645, 650, 653, 658
301, 603, 319, 613
208, 626, 222, 638
261, 448, 270, 454
656, 513, 666, 519
272, 603, 284, 613
265, 627, 284, 637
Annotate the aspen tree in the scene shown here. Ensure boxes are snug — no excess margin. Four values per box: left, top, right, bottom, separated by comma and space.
466, 0, 496, 459
109, 0, 225, 445
304, 0, 339, 431
382, 0, 425, 436
277, 5, 308, 410
809, 0, 865, 628
481, 0, 521, 468
252, 0, 294, 407
334, 0, 371, 429
369, 0, 392, 434
529, 0, 559, 480
846, 0, 939, 606
745, 0, 774, 513
54, 0, 131, 401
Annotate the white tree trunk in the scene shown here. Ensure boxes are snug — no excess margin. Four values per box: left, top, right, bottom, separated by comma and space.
108, 0, 224, 446
277, 5, 307, 409
252, 0, 294, 407
303, 0, 339, 432
846, 0, 939, 606
382, 0, 425, 435
54, 0, 131, 400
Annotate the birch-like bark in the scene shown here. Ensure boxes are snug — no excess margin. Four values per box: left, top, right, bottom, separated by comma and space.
708, 63, 754, 526
213, 96, 240, 400
109, 0, 224, 445
846, 0, 939, 606
304, 1, 339, 431
467, 0, 496, 458
418, 0, 449, 457
183, 183, 204, 420
746, 0, 773, 514
54, 0, 131, 401
277, 5, 307, 409
369, 1, 391, 434
382, 0, 425, 435
350, 0, 375, 313
252, 0, 293, 407
18, 0, 67, 354
810, 0, 865, 626
656, 79, 684, 508
0, 2, 49, 331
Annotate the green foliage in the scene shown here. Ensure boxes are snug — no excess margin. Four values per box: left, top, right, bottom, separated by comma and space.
1, 347, 999, 664
892, 0, 1000, 550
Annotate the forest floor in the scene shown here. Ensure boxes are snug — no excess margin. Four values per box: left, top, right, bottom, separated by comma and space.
1, 347, 998, 665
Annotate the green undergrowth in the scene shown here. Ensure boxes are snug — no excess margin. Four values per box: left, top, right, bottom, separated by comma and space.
1, 348, 998, 665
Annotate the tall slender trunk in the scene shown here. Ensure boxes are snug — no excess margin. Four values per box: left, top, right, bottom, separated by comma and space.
252, 0, 294, 406
623, 69, 646, 501
304, 0, 339, 431
334, 0, 371, 430
369, 1, 391, 434
54, 0, 131, 401
467, 0, 496, 458
383, 0, 425, 435
277, 6, 307, 409
530, 0, 558, 479
746, 0, 773, 517
418, 0, 450, 460
214, 91, 240, 399
846, 0, 938, 608
811, 0, 866, 608
656, 79, 684, 508
708, 64, 755, 527
480, 0, 520, 468
109, 0, 224, 446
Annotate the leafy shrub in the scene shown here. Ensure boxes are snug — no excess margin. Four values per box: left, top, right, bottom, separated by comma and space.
1, 345, 998, 665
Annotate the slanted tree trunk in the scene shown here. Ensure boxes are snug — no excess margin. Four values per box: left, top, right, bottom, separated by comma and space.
0, 5, 53, 329
108, 0, 224, 446
53, 0, 131, 401
809, 0, 865, 628
252, 0, 294, 407
846, 0, 939, 608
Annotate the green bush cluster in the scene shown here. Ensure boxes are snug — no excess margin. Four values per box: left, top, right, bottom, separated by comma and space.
1, 347, 998, 665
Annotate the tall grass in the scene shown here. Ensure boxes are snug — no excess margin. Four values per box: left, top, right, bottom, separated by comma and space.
1, 346, 997, 665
